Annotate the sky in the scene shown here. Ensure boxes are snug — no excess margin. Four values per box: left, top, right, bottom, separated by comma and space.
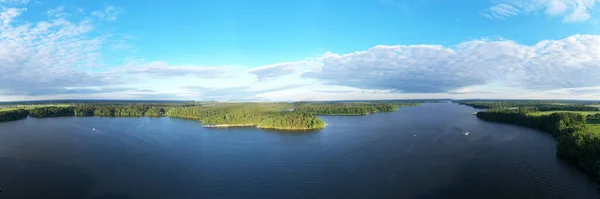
1, 0, 600, 101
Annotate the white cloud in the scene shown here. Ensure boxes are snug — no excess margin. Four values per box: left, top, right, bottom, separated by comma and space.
485, 3, 520, 19
121, 61, 243, 79
252, 35, 600, 96
0, 0, 28, 5
0, 7, 24, 25
91, 5, 121, 22
484, 0, 599, 22
0, 4, 115, 97
46, 6, 68, 19
248, 60, 319, 81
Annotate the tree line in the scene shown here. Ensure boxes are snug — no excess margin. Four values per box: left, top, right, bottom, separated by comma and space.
0, 104, 169, 122
0, 102, 414, 130
476, 109, 600, 181
74, 105, 166, 117
0, 109, 29, 122
25, 105, 166, 118
29, 107, 75, 117
258, 112, 326, 130
462, 101, 599, 111
293, 103, 405, 116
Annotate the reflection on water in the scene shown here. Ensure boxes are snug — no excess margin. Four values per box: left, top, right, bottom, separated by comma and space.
0, 103, 597, 199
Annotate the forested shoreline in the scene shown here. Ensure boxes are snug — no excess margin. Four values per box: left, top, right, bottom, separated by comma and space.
476, 108, 600, 181
294, 103, 410, 116
30, 107, 75, 117
0, 109, 29, 122
0, 102, 413, 130
460, 101, 600, 111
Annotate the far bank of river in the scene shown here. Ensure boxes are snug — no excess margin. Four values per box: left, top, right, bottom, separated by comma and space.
1, 103, 406, 130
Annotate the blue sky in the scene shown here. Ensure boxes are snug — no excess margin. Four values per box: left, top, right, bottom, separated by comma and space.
2, 0, 600, 101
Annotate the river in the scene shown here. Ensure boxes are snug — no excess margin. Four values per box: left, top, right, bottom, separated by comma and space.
0, 103, 597, 198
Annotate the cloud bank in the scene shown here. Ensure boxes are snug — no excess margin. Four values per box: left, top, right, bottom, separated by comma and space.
332, 36, 598, 91
250, 35, 600, 95
2, 1, 600, 101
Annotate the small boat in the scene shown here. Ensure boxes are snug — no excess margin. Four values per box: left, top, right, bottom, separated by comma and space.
413, 134, 418, 137
203, 124, 216, 128
463, 131, 470, 136
92, 128, 96, 131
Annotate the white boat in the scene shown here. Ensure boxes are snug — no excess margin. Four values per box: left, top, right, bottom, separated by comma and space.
463, 131, 470, 136
92, 128, 96, 131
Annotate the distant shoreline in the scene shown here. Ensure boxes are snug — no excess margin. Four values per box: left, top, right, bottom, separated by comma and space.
202, 123, 328, 130
1, 102, 418, 130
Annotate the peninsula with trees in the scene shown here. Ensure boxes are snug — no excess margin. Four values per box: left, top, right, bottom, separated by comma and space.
459, 100, 600, 182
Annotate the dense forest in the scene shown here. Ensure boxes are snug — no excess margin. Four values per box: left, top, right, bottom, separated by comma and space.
24, 105, 166, 118
258, 112, 326, 130
165, 106, 205, 119
0, 109, 29, 122
294, 103, 416, 115
461, 101, 600, 111
476, 109, 600, 181
29, 107, 75, 117
166, 104, 326, 130
0, 104, 185, 122
74, 105, 166, 117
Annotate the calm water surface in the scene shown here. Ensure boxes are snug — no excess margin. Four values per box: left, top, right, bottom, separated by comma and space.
0, 103, 598, 199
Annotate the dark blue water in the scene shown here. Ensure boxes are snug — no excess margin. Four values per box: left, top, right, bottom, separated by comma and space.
0, 103, 597, 199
